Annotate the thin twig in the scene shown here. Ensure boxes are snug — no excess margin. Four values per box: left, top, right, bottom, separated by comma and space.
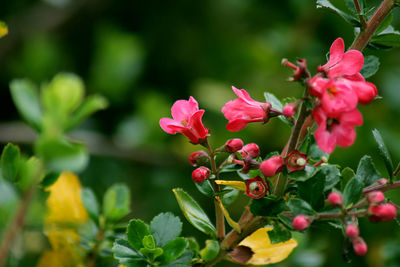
353, 0, 368, 28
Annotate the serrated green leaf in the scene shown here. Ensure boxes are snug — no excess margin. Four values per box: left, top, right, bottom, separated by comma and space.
297, 169, 326, 210
173, 188, 216, 237
200, 240, 220, 262
103, 183, 131, 222
316, 0, 360, 26
360, 55, 380, 78
288, 198, 315, 216
81, 187, 99, 222
372, 129, 393, 178
371, 33, 400, 47
321, 165, 341, 191
250, 196, 287, 217
268, 222, 292, 244
195, 179, 214, 197
343, 176, 363, 207
356, 155, 381, 186
287, 165, 316, 182
341, 167, 355, 190
127, 219, 151, 250
1, 143, 21, 182
112, 239, 146, 266
150, 212, 182, 247
10, 79, 42, 131
161, 238, 188, 263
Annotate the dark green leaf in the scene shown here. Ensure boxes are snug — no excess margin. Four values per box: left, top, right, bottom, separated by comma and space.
287, 165, 317, 182
288, 198, 316, 216
371, 33, 400, 47
221, 188, 239, 206
321, 165, 341, 191
316, 0, 360, 26
341, 167, 355, 190
10, 79, 42, 131
173, 188, 216, 237
264, 92, 291, 126
268, 222, 292, 244
200, 240, 220, 262
81, 188, 99, 221
1, 143, 21, 182
195, 180, 214, 198
360, 56, 380, 78
112, 239, 146, 265
41, 172, 60, 187
376, 12, 393, 35
139, 247, 163, 260
343, 176, 363, 207
298, 169, 326, 210
161, 238, 188, 263
127, 219, 151, 250
103, 183, 131, 221
159, 250, 193, 267
150, 212, 182, 247
356, 155, 381, 186
250, 197, 287, 216
219, 164, 242, 173
372, 129, 393, 178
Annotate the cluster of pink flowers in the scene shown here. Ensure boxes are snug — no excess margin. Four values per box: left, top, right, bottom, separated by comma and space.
308, 38, 378, 153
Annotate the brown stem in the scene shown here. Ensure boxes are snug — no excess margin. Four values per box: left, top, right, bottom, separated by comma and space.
0, 185, 37, 266
362, 180, 400, 195
350, 0, 396, 51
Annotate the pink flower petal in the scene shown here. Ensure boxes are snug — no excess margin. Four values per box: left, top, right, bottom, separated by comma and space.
339, 109, 363, 126
329, 50, 364, 78
159, 118, 184, 134
188, 110, 209, 142
322, 38, 345, 69
332, 124, 356, 147
345, 80, 378, 105
315, 125, 336, 154
171, 97, 199, 122
309, 77, 330, 97
320, 81, 358, 116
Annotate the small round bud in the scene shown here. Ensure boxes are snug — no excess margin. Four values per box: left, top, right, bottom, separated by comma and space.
240, 143, 260, 158
327, 192, 343, 207
192, 167, 211, 183
285, 150, 308, 172
245, 176, 268, 199
292, 215, 311, 231
353, 237, 367, 256
345, 223, 359, 239
189, 151, 209, 166
368, 203, 397, 222
260, 156, 284, 177
225, 138, 244, 153
282, 103, 297, 117
367, 191, 385, 204
377, 178, 387, 185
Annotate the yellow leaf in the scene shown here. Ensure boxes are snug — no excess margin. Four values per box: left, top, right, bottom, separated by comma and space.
215, 180, 246, 191
237, 227, 297, 265
0, 21, 8, 38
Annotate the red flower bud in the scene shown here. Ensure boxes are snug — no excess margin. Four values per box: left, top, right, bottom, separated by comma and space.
285, 150, 307, 172
240, 143, 260, 158
282, 103, 297, 117
192, 166, 211, 183
225, 138, 244, 153
260, 156, 284, 177
189, 151, 209, 166
327, 192, 343, 207
345, 223, 359, 239
292, 215, 311, 231
352, 237, 367, 256
368, 203, 397, 222
367, 191, 385, 203
245, 176, 268, 199
377, 178, 387, 185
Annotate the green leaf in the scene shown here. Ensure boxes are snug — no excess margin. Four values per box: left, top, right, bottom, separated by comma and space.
360, 56, 380, 78
161, 238, 188, 263
288, 198, 315, 216
112, 239, 146, 266
195, 180, 214, 198
299, 133, 329, 162
41, 172, 60, 187
139, 247, 163, 261
343, 176, 363, 207
159, 250, 193, 267
173, 188, 216, 237
356, 155, 381, 186
218, 164, 242, 173
341, 167, 355, 190
127, 219, 151, 250
316, 0, 360, 26
250, 196, 287, 217
287, 165, 316, 182
81, 188, 100, 222
35, 137, 89, 173
264, 92, 291, 126
297, 169, 326, 210
372, 129, 393, 178
268, 222, 292, 244
221, 188, 239, 206
10, 79, 42, 131
103, 183, 131, 221
200, 240, 220, 262
321, 165, 341, 191
376, 12, 393, 35
142, 235, 156, 249
1, 143, 21, 182
371, 33, 400, 47
150, 212, 182, 247
17, 157, 43, 191
66, 95, 108, 131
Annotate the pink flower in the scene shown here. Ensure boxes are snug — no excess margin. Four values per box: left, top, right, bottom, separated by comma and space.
367, 191, 385, 203
260, 155, 284, 177
192, 166, 211, 183
222, 86, 271, 131
353, 237, 367, 256
282, 103, 297, 117
327, 192, 343, 207
313, 106, 363, 154
292, 215, 311, 231
239, 143, 261, 158
285, 150, 307, 172
245, 177, 268, 199
368, 203, 397, 222
189, 151, 209, 166
160, 96, 209, 144
345, 223, 359, 239
225, 138, 244, 153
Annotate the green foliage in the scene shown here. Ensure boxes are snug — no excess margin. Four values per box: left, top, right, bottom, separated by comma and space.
250, 196, 287, 217
264, 92, 291, 125
356, 155, 381, 186
321, 165, 341, 191
161, 238, 188, 263
268, 221, 292, 244
287, 165, 317, 182
17, 156, 43, 191
221, 188, 240, 206
288, 198, 316, 216
194, 180, 214, 198
103, 183, 131, 222
341, 167, 355, 190
112, 239, 147, 266
200, 240, 219, 262
371, 32, 400, 48
360, 55, 380, 78
150, 212, 182, 247
372, 129, 393, 178
81, 188, 100, 222
299, 133, 329, 162
343, 176, 363, 207
1, 143, 21, 182
297, 169, 326, 210
127, 219, 151, 250
316, 0, 360, 26
172, 188, 216, 237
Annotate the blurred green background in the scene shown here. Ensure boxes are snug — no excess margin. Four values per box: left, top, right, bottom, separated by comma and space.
1, 0, 400, 266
